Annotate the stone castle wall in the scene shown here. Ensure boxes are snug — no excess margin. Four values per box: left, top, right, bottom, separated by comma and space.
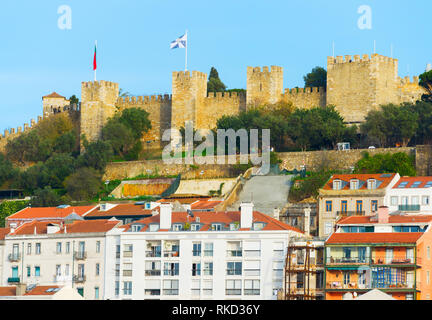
281, 87, 326, 109
246, 66, 283, 107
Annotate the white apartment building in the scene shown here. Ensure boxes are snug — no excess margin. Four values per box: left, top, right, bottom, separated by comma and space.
385, 177, 432, 214
103, 203, 304, 300
1, 219, 120, 300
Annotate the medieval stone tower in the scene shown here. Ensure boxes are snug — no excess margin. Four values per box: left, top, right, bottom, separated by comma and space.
80, 80, 119, 144
246, 66, 283, 106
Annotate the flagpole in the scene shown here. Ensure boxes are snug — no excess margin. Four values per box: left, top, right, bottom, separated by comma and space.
185, 30, 188, 71
94, 40, 97, 81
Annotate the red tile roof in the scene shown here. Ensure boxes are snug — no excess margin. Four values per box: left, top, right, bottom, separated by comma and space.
0, 287, 16, 296
24, 286, 60, 296
85, 203, 158, 217
191, 200, 222, 211
326, 232, 423, 244
322, 173, 397, 191
42, 92, 66, 99
10, 219, 120, 235
7, 206, 96, 221
123, 211, 303, 233
337, 215, 432, 225
0, 228, 10, 240
393, 176, 432, 189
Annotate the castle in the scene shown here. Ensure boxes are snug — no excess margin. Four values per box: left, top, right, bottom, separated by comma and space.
0, 53, 427, 151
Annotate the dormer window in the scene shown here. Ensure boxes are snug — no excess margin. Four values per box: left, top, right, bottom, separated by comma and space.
350, 179, 359, 190
253, 222, 266, 231
230, 223, 240, 231
149, 224, 159, 232
211, 223, 222, 231
131, 224, 144, 232
191, 224, 201, 231
172, 224, 183, 231
367, 179, 376, 190
333, 179, 342, 190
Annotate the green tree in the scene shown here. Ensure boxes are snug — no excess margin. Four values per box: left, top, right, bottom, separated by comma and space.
117, 107, 152, 140
354, 152, 416, 176
78, 139, 113, 172
0, 153, 18, 187
64, 168, 102, 201
406, 101, 432, 145
207, 67, 226, 93
102, 121, 135, 157
0, 200, 28, 227
69, 95, 79, 105
419, 70, 432, 102
31, 186, 63, 207
303, 66, 327, 88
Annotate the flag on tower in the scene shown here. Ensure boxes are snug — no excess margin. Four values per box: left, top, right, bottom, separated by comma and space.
170, 33, 187, 49
93, 42, 97, 71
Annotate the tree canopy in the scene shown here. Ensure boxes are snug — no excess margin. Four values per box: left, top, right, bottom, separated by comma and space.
354, 152, 416, 176
303, 66, 327, 88
207, 67, 226, 93
419, 70, 432, 102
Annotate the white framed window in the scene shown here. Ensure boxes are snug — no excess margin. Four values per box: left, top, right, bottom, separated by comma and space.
390, 196, 398, 206
412, 196, 419, 205
35, 243, 41, 255
203, 262, 213, 276
172, 224, 183, 231
191, 224, 201, 231
163, 280, 179, 295
56, 265, 61, 277
202, 280, 213, 296
27, 243, 31, 255
96, 241, 101, 253
204, 243, 213, 256
65, 264, 69, 276
191, 280, 200, 296
149, 224, 159, 232
244, 280, 260, 295
350, 179, 359, 190
428, 271, 430, 285
65, 242, 70, 254
367, 179, 376, 190
333, 180, 342, 190
123, 281, 132, 295
423, 196, 430, 205
244, 260, 260, 276
244, 241, 261, 257
225, 280, 241, 295
56, 242, 62, 254
211, 224, 222, 231
401, 196, 409, 205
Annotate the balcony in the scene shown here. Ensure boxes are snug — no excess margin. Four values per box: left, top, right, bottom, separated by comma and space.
337, 211, 365, 217
74, 251, 87, 260
123, 270, 132, 277
227, 250, 242, 257
53, 275, 72, 283
163, 269, 179, 276
372, 257, 417, 266
7, 277, 20, 284
326, 257, 370, 265
163, 289, 179, 295
8, 253, 21, 262
146, 250, 161, 258
163, 250, 179, 258
145, 289, 161, 296
398, 205, 420, 212
371, 281, 415, 289
226, 269, 242, 276
123, 251, 133, 258
73, 275, 86, 283
145, 270, 161, 276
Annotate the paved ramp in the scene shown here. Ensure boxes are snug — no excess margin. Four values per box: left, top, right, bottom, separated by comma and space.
228, 175, 293, 215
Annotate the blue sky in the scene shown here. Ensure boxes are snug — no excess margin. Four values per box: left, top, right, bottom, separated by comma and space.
0, 0, 430, 131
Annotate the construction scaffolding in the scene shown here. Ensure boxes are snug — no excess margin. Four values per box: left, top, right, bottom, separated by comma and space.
283, 242, 324, 300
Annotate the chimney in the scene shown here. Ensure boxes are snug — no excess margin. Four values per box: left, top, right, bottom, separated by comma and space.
273, 208, 280, 220
159, 203, 173, 230
240, 203, 254, 229
378, 206, 389, 224
15, 283, 27, 296
304, 207, 311, 237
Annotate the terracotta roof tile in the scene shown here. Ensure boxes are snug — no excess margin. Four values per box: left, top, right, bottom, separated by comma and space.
42, 92, 66, 99
0, 228, 10, 240
337, 215, 432, 225
326, 232, 423, 244
393, 176, 432, 189
0, 286, 16, 296
7, 206, 96, 221
24, 286, 60, 296
191, 200, 223, 211
322, 173, 397, 191
85, 203, 158, 217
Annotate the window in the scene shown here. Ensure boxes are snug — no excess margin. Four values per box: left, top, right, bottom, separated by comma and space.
149, 224, 159, 232
227, 262, 242, 275
164, 262, 179, 276
35, 266, 40, 277
163, 280, 179, 295
11, 266, 18, 278
325, 201, 332, 212
325, 222, 333, 235
253, 222, 266, 230
56, 265, 61, 277
192, 263, 201, 276
367, 179, 376, 190
401, 196, 409, 205
123, 263, 133, 277
123, 244, 133, 257
78, 264, 85, 277
211, 224, 222, 231
333, 180, 342, 190
428, 246, 431, 260
26, 266, 30, 277
343, 272, 350, 285
66, 242, 70, 254
398, 182, 409, 188
390, 196, 398, 206
428, 271, 431, 285
115, 264, 120, 276
244, 280, 260, 295
193, 242, 201, 257
226, 280, 241, 295
244, 261, 260, 276
131, 224, 143, 232
203, 262, 213, 276
145, 261, 161, 276
65, 264, 69, 276
350, 179, 359, 190
123, 281, 132, 295
96, 263, 100, 276
411, 181, 422, 188
423, 196, 430, 205
230, 223, 239, 231
356, 200, 363, 212
273, 261, 284, 279
341, 200, 347, 212
96, 241, 101, 253
115, 281, 119, 296
27, 243, 31, 255
412, 196, 419, 205
425, 181, 432, 188
204, 243, 213, 256
244, 241, 261, 257
191, 224, 201, 231
203, 280, 213, 296
77, 288, 84, 297
172, 224, 183, 231
35, 243, 41, 255
371, 200, 378, 212
56, 242, 62, 254
273, 242, 284, 257
95, 287, 99, 299
191, 280, 200, 296
145, 279, 161, 296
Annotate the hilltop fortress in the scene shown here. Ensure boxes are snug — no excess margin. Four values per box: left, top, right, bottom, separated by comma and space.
0, 53, 427, 151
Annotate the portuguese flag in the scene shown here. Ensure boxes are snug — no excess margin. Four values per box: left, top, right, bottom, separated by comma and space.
93, 42, 97, 71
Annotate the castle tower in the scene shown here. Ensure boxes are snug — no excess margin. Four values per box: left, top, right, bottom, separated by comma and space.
246, 66, 283, 107
171, 70, 207, 129
42, 92, 70, 117
326, 54, 399, 124
80, 80, 119, 146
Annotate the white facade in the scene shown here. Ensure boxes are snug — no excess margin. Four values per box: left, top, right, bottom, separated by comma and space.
385, 186, 432, 214
103, 229, 299, 300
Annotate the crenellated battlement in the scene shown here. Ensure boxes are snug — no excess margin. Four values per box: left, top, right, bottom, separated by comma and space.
327, 53, 397, 65
117, 94, 172, 105
172, 70, 207, 80
398, 75, 420, 85
247, 65, 283, 74
206, 91, 246, 99
1, 114, 44, 140
283, 87, 325, 95
81, 80, 119, 89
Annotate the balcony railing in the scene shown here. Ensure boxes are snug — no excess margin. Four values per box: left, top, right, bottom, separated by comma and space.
372, 281, 415, 289
7, 277, 20, 283
327, 257, 370, 264
163, 250, 179, 258
8, 253, 21, 262
244, 289, 260, 295
163, 289, 179, 295
123, 251, 133, 258
74, 251, 87, 260
372, 257, 416, 265
145, 289, 161, 296
123, 270, 132, 277
226, 289, 241, 295
53, 275, 72, 283
227, 250, 242, 257
146, 250, 161, 258
337, 211, 365, 217
73, 275, 86, 283
398, 204, 420, 212
226, 269, 242, 276
145, 270, 161, 276
163, 269, 179, 276
203, 250, 213, 257
326, 281, 415, 290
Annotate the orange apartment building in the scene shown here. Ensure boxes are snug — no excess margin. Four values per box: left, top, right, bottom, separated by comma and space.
324, 206, 432, 300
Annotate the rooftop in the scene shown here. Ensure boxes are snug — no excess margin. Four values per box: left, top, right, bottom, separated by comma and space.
7, 205, 96, 221
191, 200, 223, 211
337, 215, 432, 225
85, 203, 158, 218
24, 286, 60, 296
326, 232, 423, 244
42, 92, 66, 99
392, 176, 432, 189
321, 173, 397, 191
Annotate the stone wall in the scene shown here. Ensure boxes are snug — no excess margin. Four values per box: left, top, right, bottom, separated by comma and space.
246, 66, 283, 106
416, 145, 432, 176
281, 87, 326, 109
